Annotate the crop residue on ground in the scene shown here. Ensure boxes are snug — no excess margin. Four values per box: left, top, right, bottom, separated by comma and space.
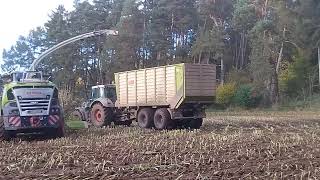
1, 111, 320, 179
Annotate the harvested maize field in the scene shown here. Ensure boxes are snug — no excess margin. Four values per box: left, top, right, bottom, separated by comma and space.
1, 111, 320, 179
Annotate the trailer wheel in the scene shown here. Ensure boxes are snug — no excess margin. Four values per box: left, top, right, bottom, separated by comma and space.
72, 110, 83, 121
188, 118, 203, 129
154, 108, 174, 130
91, 103, 113, 127
137, 108, 154, 129
0, 117, 10, 141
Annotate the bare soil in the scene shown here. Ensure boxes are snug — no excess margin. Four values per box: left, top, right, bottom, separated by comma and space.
1, 111, 320, 179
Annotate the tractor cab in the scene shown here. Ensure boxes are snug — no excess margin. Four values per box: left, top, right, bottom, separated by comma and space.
91, 85, 117, 102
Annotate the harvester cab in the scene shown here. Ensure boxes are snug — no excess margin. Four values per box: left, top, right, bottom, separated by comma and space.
11, 71, 46, 82
0, 71, 65, 140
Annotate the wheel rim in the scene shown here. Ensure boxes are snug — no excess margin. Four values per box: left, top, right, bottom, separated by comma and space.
94, 110, 103, 122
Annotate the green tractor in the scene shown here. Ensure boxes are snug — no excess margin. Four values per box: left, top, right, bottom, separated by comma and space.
0, 71, 65, 140
72, 84, 132, 127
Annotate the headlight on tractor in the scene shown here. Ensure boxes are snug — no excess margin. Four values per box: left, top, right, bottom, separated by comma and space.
51, 108, 60, 114
9, 109, 19, 115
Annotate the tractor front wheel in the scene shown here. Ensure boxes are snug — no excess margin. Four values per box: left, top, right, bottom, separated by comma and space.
72, 110, 83, 121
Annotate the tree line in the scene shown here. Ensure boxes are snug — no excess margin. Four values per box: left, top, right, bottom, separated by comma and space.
2, 0, 320, 107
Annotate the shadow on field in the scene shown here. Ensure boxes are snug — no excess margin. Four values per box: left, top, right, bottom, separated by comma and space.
6, 128, 79, 142
7, 134, 60, 142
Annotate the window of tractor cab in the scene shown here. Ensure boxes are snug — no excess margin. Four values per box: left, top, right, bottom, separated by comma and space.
104, 86, 116, 100
26, 72, 41, 79
91, 87, 101, 100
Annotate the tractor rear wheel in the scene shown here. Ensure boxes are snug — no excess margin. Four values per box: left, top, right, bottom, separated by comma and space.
137, 108, 154, 129
154, 108, 174, 130
90, 103, 113, 127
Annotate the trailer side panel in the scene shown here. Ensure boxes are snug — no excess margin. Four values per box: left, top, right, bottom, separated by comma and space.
115, 63, 216, 108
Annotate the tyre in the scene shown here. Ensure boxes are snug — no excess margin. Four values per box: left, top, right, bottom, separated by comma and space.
47, 118, 65, 139
137, 108, 154, 129
48, 127, 65, 139
72, 110, 83, 121
154, 108, 174, 130
90, 103, 113, 127
56, 123, 65, 138
0, 117, 10, 141
188, 118, 203, 129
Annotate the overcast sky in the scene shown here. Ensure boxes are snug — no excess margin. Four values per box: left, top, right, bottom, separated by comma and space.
0, 0, 74, 63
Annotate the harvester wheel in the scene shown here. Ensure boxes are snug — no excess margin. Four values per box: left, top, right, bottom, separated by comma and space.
57, 122, 66, 138
154, 108, 174, 130
72, 110, 83, 121
91, 103, 113, 127
47, 118, 65, 139
0, 117, 10, 141
137, 108, 154, 129
188, 118, 203, 129
49, 126, 65, 139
